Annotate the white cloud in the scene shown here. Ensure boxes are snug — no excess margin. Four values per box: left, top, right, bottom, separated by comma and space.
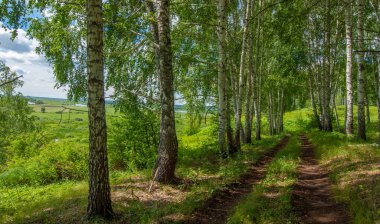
0, 28, 67, 98
0, 28, 115, 99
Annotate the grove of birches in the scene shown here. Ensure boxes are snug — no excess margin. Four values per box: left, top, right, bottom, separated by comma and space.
1, 0, 380, 223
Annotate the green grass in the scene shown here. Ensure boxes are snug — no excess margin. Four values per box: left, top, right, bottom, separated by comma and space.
228, 135, 300, 224
0, 101, 283, 223
308, 131, 380, 224
0, 181, 88, 223
2, 97, 380, 223
0, 135, 282, 223
301, 104, 380, 223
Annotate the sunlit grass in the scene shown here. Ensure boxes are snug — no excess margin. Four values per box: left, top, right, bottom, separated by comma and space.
2, 98, 380, 223
308, 131, 380, 224
228, 136, 300, 224
0, 104, 283, 223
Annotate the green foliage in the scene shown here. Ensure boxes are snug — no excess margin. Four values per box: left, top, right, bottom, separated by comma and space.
0, 61, 36, 165
108, 111, 159, 171
0, 139, 87, 187
40, 105, 46, 113
0, 181, 87, 224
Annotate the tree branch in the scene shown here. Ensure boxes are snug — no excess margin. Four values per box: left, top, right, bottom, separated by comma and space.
0, 75, 22, 87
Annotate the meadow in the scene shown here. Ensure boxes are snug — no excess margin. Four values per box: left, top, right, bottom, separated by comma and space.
0, 99, 379, 223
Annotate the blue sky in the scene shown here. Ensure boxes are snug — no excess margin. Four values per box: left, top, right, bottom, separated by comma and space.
0, 27, 68, 98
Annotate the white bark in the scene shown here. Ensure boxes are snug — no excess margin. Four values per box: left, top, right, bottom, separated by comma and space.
345, 0, 354, 135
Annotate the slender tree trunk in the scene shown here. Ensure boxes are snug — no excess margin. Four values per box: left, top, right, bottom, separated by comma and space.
331, 14, 341, 132
332, 70, 341, 131
254, 0, 263, 141
309, 74, 322, 129
345, 0, 354, 135
153, 0, 178, 183
366, 94, 371, 125
378, 57, 380, 144
235, 0, 251, 149
86, 0, 113, 219
333, 94, 340, 131
357, 0, 366, 140
268, 91, 273, 136
245, 0, 256, 143
227, 95, 236, 153
278, 88, 284, 133
244, 65, 253, 143
308, 18, 322, 130
217, 0, 228, 158
322, 0, 333, 132
244, 0, 255, 143
147, 0, 161, 78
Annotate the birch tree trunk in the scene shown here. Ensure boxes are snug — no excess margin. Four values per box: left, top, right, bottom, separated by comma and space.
227, 96, 236, 153
245, 0, 255, 143
366, 94, 370, 125
378, 57, 380, 144
268, 91, 273, 136
244, 1, 255, 143
217, 0, 228, 158
332, 77, 341, 131
153, 0, 179, 183
86, 0, 113, 218
278, 88, 284, 133
244, 56, 253, 143
308, 17, 322, 130
235, 0, 251, 149
357, 0, 366, 140
254, 0, 263, 141
345, 0, 354, 135
322, 0, 333, 132
331, 15, 341, 131
147, 0, 161, 79
309, 73, 322, 129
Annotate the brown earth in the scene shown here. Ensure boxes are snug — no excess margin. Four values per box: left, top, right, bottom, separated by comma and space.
180, 135, 291, 224
292, 134, 349, 224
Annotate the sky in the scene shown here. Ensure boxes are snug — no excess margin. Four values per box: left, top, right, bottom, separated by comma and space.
0, 27, 68, 98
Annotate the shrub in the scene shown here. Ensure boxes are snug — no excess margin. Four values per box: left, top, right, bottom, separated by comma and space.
0, 141, 87, 187
108, 111, 159, 171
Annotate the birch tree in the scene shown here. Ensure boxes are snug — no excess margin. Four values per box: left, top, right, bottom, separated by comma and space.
153, 0, 179, 183
345, 0, 354, 135
217, 0, 228, 158
235, 0, 252, 149
86, 0, 113, 218
357, 0, 366, 140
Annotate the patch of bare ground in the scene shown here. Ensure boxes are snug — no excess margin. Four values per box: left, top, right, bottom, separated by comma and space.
112, 180, 188, 206
292, 134, 349, 224
172, 135, 291, 224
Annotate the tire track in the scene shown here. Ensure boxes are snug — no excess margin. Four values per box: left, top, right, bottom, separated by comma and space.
185, 135, 291, 224
292, 134, 349, 224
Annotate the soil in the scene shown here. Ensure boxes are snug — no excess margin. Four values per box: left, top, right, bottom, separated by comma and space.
291, 134, 349, 224
182, 136, 291, 224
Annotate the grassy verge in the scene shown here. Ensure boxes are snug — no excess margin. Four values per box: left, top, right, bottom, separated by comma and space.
0, 125, 283, 223
228, 135, 300, 224
308, 131, 380, 224
0, 181, 88, 223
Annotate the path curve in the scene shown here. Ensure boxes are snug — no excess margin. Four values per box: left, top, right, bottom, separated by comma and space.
291, 134, 349, 224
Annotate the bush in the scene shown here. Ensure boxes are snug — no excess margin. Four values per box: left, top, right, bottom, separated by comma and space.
0, 141, 87, 187
40, 106, 46, 113
35, 100, 44, 104
108, 111, 159, 171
